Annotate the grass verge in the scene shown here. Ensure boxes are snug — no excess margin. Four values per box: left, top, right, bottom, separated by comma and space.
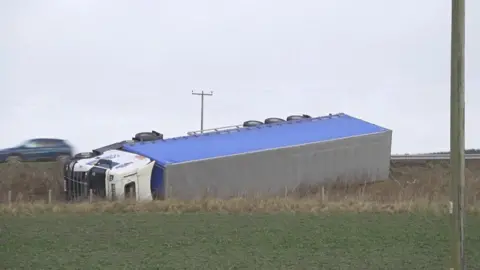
1, 197, 480, 216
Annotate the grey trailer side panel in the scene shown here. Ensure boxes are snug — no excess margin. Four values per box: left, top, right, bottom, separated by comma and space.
164, 131, 392, 200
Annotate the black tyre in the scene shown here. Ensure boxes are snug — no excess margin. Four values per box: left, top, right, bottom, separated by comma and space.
74, 152, 95, 160
286, 114, 312, 121
133, 132, 160, 142
56, 155, 71, 163
264, 117, 285, 124
243, 120, 263, 127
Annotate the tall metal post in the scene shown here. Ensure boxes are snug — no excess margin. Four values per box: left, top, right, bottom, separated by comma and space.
450, 0, 466, 269
192, 90, 213, 133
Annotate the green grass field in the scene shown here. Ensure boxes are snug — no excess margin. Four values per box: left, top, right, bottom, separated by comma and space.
1, 212, 480, 269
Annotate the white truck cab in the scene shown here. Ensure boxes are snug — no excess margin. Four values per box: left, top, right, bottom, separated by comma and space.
64, 149, 155, 201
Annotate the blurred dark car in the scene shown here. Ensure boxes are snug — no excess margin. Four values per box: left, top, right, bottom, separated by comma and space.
0, 138, 73, 163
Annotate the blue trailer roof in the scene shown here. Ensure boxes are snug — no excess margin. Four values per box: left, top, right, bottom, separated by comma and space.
122, 113, 389, 166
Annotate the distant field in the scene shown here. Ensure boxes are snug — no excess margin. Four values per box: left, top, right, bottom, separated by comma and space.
1, 212, 480, 269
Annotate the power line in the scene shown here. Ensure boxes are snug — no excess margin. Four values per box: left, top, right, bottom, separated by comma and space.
191, 90, 214, 133
449, 0, 466, 269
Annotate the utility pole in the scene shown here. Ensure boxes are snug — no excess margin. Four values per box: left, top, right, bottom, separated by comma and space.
450, 0, 465, 269
192, 90, 214, 133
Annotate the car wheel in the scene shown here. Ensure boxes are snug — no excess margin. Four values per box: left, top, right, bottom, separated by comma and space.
6, 155, 22, 164
56, 155, 71, 164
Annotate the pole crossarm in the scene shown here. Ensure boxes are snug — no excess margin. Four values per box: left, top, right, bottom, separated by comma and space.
192, 90, 214, 133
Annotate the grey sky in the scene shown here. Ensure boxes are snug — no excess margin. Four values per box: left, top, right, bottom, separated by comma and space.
1, 1, 479, 154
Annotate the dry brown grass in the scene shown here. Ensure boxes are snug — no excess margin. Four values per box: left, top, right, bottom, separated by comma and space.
1, 159, 480, 215
0, 162, 64, 202
1, 196, 480, 216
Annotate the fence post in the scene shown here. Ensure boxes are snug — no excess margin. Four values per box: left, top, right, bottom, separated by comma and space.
89, 189, 93, 203
284, 186, 288, 198
7, 190, 12, 206
48, 189, 52, 204
321, 186, 325, 202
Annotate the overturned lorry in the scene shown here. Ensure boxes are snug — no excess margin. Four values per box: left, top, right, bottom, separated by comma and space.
64, 113, 392, 201
63, 132, 164, 201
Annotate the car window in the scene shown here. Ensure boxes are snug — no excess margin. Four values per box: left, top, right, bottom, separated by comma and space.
23, 140, 40, 148
39, 140, 64, 147
23, 139, 64, 148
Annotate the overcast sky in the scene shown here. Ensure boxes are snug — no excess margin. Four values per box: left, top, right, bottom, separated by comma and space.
1, 1, 479, 154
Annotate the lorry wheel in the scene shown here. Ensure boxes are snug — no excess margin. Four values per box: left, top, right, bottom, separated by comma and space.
264, 117, 285, 124
56, 155, 71, 164
286, 114, 312, 121
74, 152, 95, 160
134, 132, 159, 142
287, 115, 305, 121
243, 120, 263, 127
6, 155, 22, 164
